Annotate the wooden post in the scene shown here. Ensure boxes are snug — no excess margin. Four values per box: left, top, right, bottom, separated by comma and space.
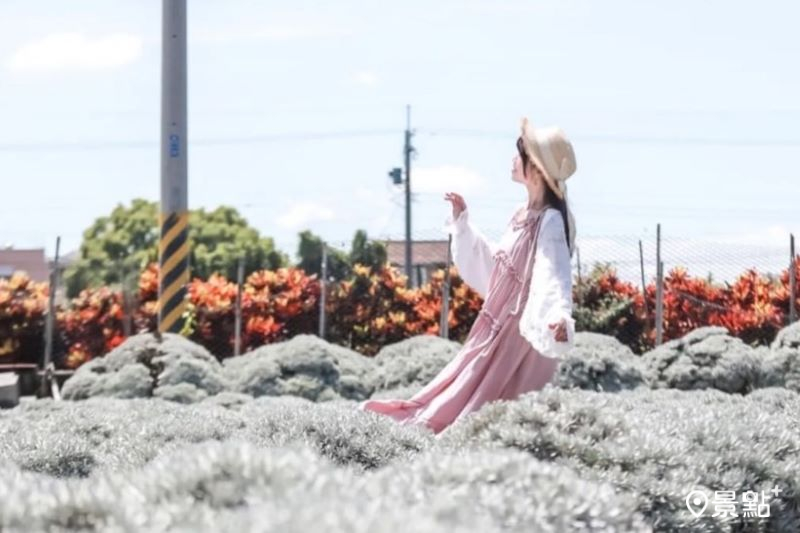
576, 245, 583, 301
120, 261, 132, 338
234, 256, 244, 356
790, 233, 797, 324
655, 224, 664, 346
440, 234, 452, 338
639, 239, 649, 315
319, 243, 328, 339
40, 236, 60, 398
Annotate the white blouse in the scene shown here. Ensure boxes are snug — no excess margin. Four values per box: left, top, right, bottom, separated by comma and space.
442, 203, 575, 360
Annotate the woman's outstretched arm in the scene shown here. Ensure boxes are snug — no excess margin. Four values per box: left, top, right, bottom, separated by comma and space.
443, 207, 496, 299
519, 209, 576, 359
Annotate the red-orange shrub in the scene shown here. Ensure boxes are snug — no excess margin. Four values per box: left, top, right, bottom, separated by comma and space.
241, 267, 320, 350
0, 273, 48, 365
58, 287, 126, 368
325, 263, 417, 355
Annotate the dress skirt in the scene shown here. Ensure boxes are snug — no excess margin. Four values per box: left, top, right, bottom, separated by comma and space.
357, 212, 560, 434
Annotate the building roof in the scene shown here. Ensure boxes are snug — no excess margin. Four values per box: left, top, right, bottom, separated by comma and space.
383, 239, 450, 266
0, 248, 49, 282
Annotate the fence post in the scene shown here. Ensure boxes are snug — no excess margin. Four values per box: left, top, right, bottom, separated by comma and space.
440, 234, 452, 339
639, 239, 649, 315
655, 224, 663, 346
790, 233, 797, 324
120, 261, 132, 338
575, 245, 582, 300
40, 236, 61, 398
234, 256, 244, 356
319, 243, 328, 339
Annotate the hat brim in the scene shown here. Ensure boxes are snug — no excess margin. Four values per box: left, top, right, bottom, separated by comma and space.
520, 117, 564, 200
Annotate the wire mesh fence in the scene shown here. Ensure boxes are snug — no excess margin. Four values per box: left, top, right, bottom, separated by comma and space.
2, 226, 797, 379
390, 226, 797, 287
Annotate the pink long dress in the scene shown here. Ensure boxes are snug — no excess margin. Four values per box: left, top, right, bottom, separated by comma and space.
357, 206, 561, 435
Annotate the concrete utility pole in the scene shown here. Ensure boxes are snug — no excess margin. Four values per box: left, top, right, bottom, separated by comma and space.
158, 0, 190, 334
404, 105, 415, 287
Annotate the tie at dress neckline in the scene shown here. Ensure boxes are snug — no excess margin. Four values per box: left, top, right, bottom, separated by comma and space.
512, 205, 548, 230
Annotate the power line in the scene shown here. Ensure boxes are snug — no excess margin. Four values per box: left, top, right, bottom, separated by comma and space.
3, 128, 799, 153
6, 194, 796, 222
418, 129, 800, 147
410, 192, 800, 217
0, 129, 400, 153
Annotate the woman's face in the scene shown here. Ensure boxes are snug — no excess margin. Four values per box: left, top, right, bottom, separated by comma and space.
511, 150, 542, 185
511, 153, 525, 183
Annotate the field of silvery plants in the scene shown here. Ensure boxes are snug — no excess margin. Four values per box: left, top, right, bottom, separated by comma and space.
1, 324, 799, 532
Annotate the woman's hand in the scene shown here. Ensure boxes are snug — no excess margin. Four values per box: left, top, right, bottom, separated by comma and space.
548, 319, 568, 342
444, 192, 467, 219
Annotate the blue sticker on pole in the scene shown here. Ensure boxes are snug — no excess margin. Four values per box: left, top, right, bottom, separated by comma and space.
169, 134, 180, 157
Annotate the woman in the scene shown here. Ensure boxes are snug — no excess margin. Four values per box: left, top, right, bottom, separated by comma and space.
358, 117, 577, 435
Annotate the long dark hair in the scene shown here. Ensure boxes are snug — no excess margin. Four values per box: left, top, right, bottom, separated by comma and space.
516, 137, 571, 253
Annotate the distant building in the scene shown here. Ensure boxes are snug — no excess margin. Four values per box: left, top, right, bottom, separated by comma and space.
0, 247, 78, 305
51, 250, 79, 271
383, 239, 450, 287
0, 248, 49, 282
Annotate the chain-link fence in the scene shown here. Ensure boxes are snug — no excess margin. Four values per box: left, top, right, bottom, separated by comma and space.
395, 225, 798, 346
401, 226, 796, 286
3, 227, 797, 392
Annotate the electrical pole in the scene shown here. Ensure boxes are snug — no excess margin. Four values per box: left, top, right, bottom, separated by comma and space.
404, 105, 415, 288
158, 0, 190, 334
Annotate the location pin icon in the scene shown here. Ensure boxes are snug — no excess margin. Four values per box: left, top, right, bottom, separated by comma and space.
686, 490, 708, 518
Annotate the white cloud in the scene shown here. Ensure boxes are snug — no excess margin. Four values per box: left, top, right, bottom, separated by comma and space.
275, 202, 336, 229
7, 32, 144, 72
352, 71, 378, 87
412, 165, 489, 195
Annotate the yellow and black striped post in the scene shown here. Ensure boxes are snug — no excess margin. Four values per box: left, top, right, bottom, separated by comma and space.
158, 0, 189, 334
158, 212, 189, 332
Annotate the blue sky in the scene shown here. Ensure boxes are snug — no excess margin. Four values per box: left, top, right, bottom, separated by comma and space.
1, 0, 798, 274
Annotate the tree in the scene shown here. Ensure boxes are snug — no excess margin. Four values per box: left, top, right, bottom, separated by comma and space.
349, 229, 388, 271
189, 206, 287, 281
296, 229, 389, 282
296, 230, 351, 281
64, 199, 159, 297
64, 199, 289, 297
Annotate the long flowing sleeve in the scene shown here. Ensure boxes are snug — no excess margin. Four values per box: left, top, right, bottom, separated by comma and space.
518, 209, 576, 359
442, 208, 496, 299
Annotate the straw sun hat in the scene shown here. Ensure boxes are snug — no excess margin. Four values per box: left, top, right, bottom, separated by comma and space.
518, 116, 577, 255
519, 117, 576, 199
